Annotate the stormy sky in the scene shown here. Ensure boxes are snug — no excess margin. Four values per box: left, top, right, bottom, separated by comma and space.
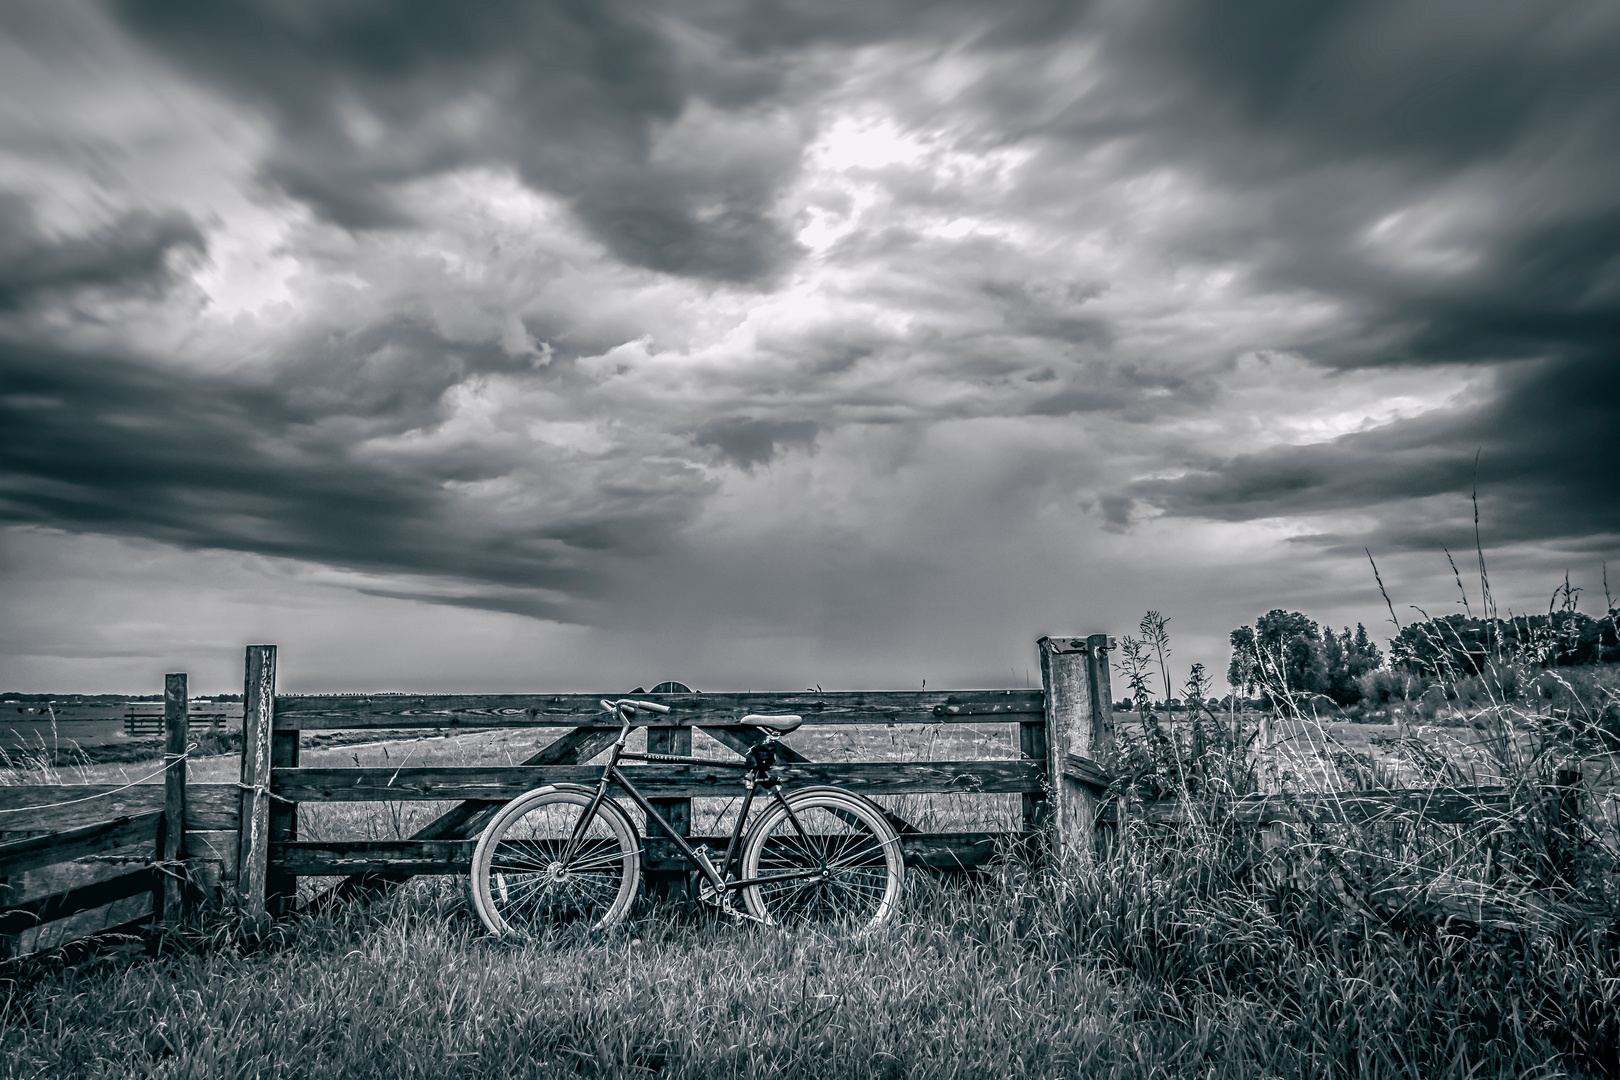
2, 0, 1616, 695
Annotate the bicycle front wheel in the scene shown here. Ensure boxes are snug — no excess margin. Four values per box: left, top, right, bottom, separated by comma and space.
739, 788, 903, 931
470, 786, 641, 936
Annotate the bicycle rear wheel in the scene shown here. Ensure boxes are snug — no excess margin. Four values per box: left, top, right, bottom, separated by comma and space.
470, 786, 641, 936
739, 787, 903, 931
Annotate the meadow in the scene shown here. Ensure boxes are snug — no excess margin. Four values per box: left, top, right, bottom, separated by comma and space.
2, 640, 1618, 1077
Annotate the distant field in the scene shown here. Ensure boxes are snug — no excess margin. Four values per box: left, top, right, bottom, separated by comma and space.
0, 702, 242, 752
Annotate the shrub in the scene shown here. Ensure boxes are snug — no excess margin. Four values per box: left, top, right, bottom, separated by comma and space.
1357, 667, 1429, 705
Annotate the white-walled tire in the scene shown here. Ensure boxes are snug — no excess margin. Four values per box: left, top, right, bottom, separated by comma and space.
739, 788, 903, 931
471, 786, 641, 936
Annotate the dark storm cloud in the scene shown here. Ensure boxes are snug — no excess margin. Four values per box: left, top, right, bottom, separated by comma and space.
6, 0, 1619, 657
965, 0, 1620, 551
108, 0, 827, 280
104, 0, 1113, 282
1125, 355, 1620, 552
0, 323, 712, 619
0, 195, 203, 310
695, 416, 817, 468
1007, 0, 1620, 367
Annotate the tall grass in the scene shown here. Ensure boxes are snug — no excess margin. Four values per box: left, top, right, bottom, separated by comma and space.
1098, 594, 1620, 1078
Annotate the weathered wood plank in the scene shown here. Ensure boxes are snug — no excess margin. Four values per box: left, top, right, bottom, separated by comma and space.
1131, 787, 1516, 826
269, 831, 1032, 875
266, 700, 299, 919
273, 840, 472, 875
1019, 719, 1048, 833
183, 829, 240, 887
0, 784, 239, 834
272, 690, 1045, 730
645, 721, 691, 900
1040, 635, 1112, 862
646, 832, 1030, 871
237, 644, 276, 925
272, 760, 1043, 802
1063, 753, 1112, 793
0, 812, 163, 878
934, 702, 1045, 717
160, 673, 187, 926
0, 868, 156, 936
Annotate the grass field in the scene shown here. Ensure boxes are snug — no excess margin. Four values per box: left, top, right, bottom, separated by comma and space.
3, 821, 1615, 1079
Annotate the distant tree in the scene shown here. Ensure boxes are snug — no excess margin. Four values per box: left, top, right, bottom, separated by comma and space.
1227, 625, 1257, 697
1352, 623, 1383, 671
1246, 609, 1323, 700
1391, 613, 1497, 675
1395, 610, 1613, 674
1227, 610, 1381, 706
1319, 624, 1381, 705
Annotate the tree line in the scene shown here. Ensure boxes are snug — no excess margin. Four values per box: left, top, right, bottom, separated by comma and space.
1224, 601, 1620, 707
1226, 611, 1384, 706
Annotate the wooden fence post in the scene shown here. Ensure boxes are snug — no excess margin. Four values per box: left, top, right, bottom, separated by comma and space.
267, 693, 300, 920
1039, 635, 1114, 863
645, 681, 692, 901
237, 645, 276, 928
1019, 712, 1049, 839
1083, 634, 1118, 851
1551, 765, 1584, 891
158, 673, 188, 927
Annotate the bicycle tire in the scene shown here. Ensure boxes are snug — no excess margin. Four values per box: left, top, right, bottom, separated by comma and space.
739, 787, 903, 931
470, 786, 641, 936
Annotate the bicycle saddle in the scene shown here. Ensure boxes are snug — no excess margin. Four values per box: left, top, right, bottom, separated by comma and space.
740, 713, 804, 735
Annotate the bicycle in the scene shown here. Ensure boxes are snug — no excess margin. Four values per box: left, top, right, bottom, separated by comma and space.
469, 698, 904, 936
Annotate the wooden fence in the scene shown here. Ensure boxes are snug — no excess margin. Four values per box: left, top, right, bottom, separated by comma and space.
0, 675, 240, 956
2, 635, 1596, 953
121, 702, 165, 737
0, 636, 1116, 947
241, 636, 1118, 920
122, 700, 237, 737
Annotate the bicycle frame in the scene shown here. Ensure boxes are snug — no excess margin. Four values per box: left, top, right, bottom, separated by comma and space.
560, 711, 825, 897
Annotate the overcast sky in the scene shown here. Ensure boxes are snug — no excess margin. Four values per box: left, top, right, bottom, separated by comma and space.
2, 0, 1617, 696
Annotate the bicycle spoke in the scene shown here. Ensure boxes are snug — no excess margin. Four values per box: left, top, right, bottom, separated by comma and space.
741, 792, 901, 931
474, 791, 640, 935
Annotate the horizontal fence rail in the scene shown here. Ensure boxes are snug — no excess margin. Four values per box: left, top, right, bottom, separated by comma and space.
0, 869, 158, 937
271, 760, 1044, 802
272, 690, 1046, 730
0, 812, 165, 879
0, 785, 241, 833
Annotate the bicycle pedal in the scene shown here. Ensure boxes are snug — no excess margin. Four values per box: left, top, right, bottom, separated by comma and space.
719, 903, 768, 925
